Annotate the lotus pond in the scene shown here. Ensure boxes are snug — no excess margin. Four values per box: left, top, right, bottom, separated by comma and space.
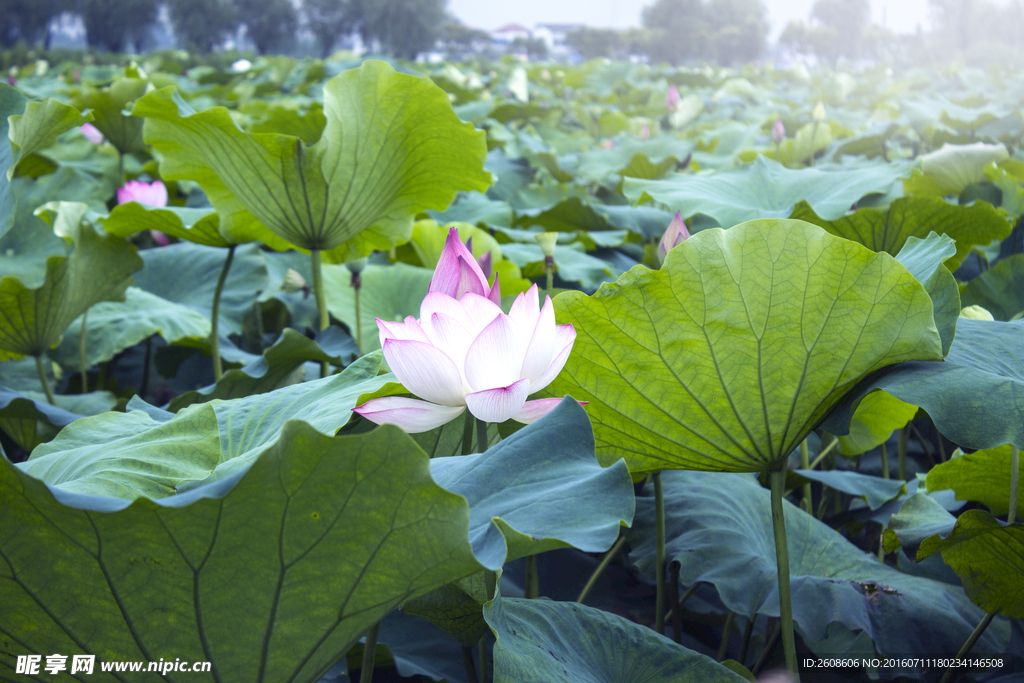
1, 54, 1023, 683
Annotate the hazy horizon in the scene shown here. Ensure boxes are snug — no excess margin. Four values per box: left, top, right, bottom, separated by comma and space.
447, 0, 935, 40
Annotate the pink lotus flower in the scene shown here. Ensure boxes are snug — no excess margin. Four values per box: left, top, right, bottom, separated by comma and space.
117, 179, 168, 207
118, 180, 169, 245
353, 286, 577, 432
771, 118, 785, 144
81, 123, 104, 144
429, 227, 501, 305
657, 211, 690, 265
601, 139, 615, 150
666, 84, 681, 111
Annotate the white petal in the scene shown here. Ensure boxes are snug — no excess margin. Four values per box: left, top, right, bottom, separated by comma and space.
512, 397, 574, 424
420, 292, 472, 329
383, 339, 467, 407
425, 312, 473, 387
509, 284, 540, 328
353, 397, 465, 433
465, 313, 522, 391
377, 316, 428, 348
458, 292, 504, 336
528, 324, 576, 394
520, 295, 556, 383
465, 378, 530, 424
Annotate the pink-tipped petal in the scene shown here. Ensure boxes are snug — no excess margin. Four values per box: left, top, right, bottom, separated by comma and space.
150, 230, 170, 246
465, 378, 530, 424
520, 295, 556, 383
457, 292, 504, 335
486, 271, 502, 306
465, 313, 522, 391
353, 397, 466, 433
377, 316, 429, 348
456, 254, 488, 298
512, 398, 588, 424
81, 123, 104, 144
528, 324, 576, 394
420, 291, 473, 329
509, 284, 540, 328
479, 250, 493, 279
383, 339, 467, 407
431, 227, 488, 298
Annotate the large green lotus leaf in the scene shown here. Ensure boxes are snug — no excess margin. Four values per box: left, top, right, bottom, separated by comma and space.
544, 219, 943, 473
913, 510, 1024, 618
882, 492, 958, 557
790, 196, 1011, 272
626, 471, 1008, 656
0, 210, 143, 357
0, 83, 28, 237
52, 286, 211, 369
18, 354, 391, 499
101, 202, 229, 247
483, 593, 745, 683
167, 329, 350, 411
426, 190, 513, 228
135, 60, 491, 260
133, 242, 268, 336
323, 262, 433, 354
572, 135, 695, 184
892, 232, 961, 356
960, 253, 1024, 321
6, 98, 93, 180
791, 469, 906, 510
0, 383, 85, 451
824, 319, 1024, 451
72, 77, 149, 154
920, 142, 1009, 193
0, 422, 485, 683
1, 396, 632, 682
835, 390, 918, 456
622, 156, 910, 228
926, 444, 1024, 518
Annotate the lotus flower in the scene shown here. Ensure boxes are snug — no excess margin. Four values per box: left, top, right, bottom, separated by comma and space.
428, 227, 501, 305
231, 59, 252, 73
118, 180, 169, 245
353, 285, 577, 432
771, 118, 785, 144
81, 123, 104, 144
666, 84, 681, 111
657, 211, 690, 265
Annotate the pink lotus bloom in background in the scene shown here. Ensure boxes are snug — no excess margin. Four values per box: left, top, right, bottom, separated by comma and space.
658, 211, 691, 265
81, 123, 104, 144
771, 118, 786, 144
666, 84, 681, 111
601, 139, 615, 149
354, 285, 577, 432
117, 180, 170, 245
429, 227, 501, 305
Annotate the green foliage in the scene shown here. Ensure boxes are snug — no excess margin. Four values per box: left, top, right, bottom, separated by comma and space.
80, 0, 160, 52
927, 444, 1024, 518
166, 0, 239, 51
236, 0, 298, 54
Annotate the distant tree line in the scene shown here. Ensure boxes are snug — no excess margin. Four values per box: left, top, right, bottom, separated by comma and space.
0, 0, 449, 59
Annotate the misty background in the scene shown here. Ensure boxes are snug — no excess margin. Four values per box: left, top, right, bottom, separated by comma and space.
2, 0, 1023, 68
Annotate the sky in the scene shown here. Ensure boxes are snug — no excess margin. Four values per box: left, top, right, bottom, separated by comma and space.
447, 0, 936, 40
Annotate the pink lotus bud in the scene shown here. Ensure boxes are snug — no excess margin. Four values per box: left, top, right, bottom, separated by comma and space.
602, 139, 615, 150
6, 74, 16, 86
428, 227, 501, 305
81, 123, 104, 144
640, 124, 650, 141
771, 118, 785, 144
353, 284, 579, 432
666, 84, 681, 111
117, 179, 168, 207
657, 211, 690, 265
150, 230, 170, 246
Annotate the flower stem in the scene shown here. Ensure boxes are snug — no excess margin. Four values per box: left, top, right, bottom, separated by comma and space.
898, 427, 909, 480
461, 647, 479, 683
576, 534, 626, 604
880, 442, 890, 479
354, 278, 363, 356
770, 467, 799, 680
1009, 445, 1019, 525
476, 417, 488, 453
210, 245, 236, 382
717, 611, 735, 661
800, 439, 811, 513
668, 562, 682, 642
654, 470, 667, 635
544, 256, 554, 292
938, 611, 997, 683
311, 249, 330, 377
359, 621, 380, 683
524, 555, 539, 599
477, 634, 489, 683
809, 436, 839, 469
462, 411, 475, 456
34, 355, 56, 405
79, 308, 89, 393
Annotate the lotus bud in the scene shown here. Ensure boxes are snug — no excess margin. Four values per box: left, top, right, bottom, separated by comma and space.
657, 212, 690, 265
81, 123, 104, 144
812, 101, 826, 122
231, 59, 252, 73
666, 84, 681, 111
430, 227, 501, 305
35, 60, 48, 77
346, 256, 368, 290
281, 269, 308, 294
771, 118, 785, 144
6, 67, 16, 86
117, 179, 168, 207
959, 305, 994, 321
535, 232, 559, 259
601, 139, 615, 150
150, 230, 170, 246
640, 124, 650, 140
478, 250, 493, 280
